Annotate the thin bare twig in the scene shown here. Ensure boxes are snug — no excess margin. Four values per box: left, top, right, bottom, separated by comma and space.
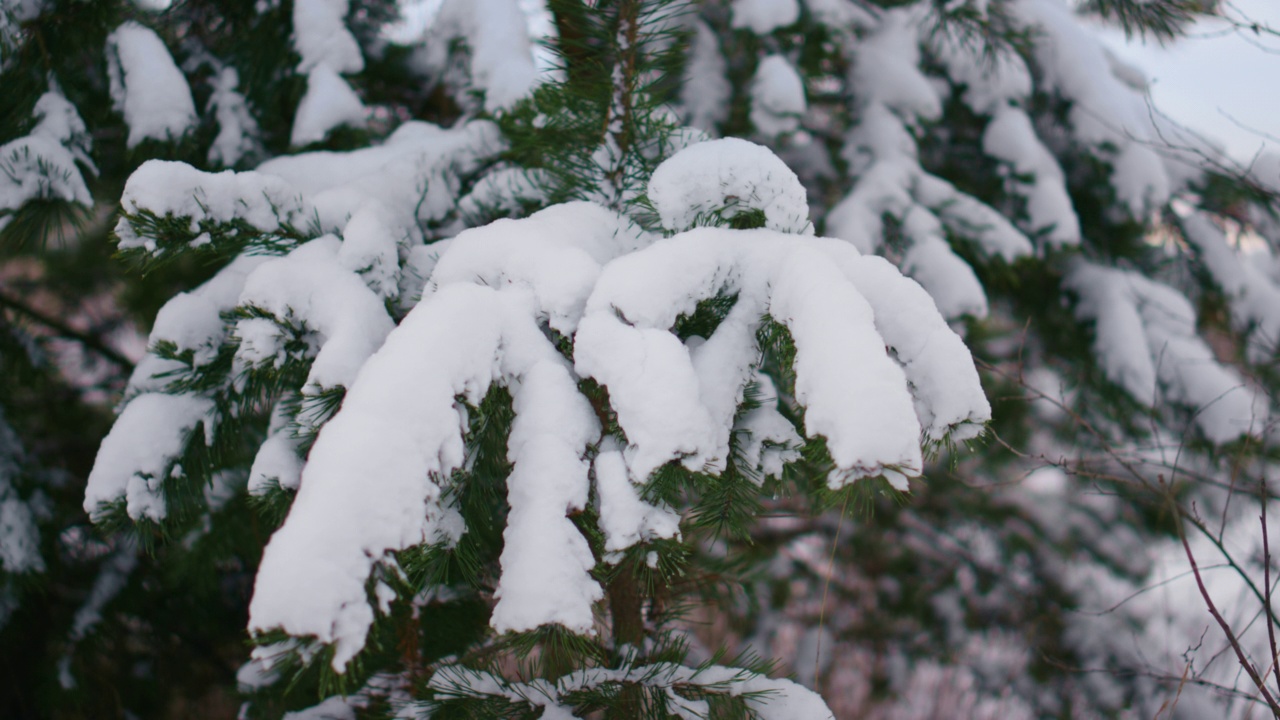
1173, 484, 1280, 716
1264, 477, 1280, 697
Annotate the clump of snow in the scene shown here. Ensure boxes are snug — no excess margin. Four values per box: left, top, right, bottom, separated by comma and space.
150, 292, 226, 367
680, 21, 730, 132
932, 36, 1032, 115
1180, 212, 1280, 361
414, 0, 539, 112
1064, 259, 1264, 444
648, 138, 810, 234
248, 404, 304, 495
292, 0, 363, 74
128, 254, 266, 396
85, 393, 214, 521
0, 88, 94, 227
1011, 0, 1172, 218
851, 8, 940, 122
338, 201, 402, 300
595, 442, 681, 553
291, 64, 367, 147
207, 67, 261, 167
983, 106, 1081, 245
0, 495, 41, 574
429, 201, 645, 334
430, 661, 836, 719
735, 372, 802, 482
805, 0, 875, 27
0, 415, 42, 576
492, 359, 603, 633
283, 696, 357, 720
750, 55, 807, 137
235, 236, 395, 401
249, 284, 573, 669
731, 0, 799, 34
574, 227, 988, 490
105, 22, 197, 148
454, 167, 549, 226
824, 248, 991, 442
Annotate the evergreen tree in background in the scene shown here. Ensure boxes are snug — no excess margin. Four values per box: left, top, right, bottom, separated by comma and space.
4, 0, 1280, 718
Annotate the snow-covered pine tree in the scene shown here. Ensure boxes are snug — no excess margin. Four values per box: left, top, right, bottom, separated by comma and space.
689, 1, 1280, 716
73, 1, 992, 716
5, 0, 1280, 717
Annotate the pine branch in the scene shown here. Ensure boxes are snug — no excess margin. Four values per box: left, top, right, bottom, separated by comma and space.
0, 288, 134, 371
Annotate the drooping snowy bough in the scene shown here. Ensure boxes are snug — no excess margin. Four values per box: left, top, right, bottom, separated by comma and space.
245, 138, 987, 667
86, 136, 988, 716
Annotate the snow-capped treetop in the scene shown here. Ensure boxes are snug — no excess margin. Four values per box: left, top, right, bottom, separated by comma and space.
241, 139, 989, 672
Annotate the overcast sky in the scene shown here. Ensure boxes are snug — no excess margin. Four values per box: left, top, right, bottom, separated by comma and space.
1096, 0, 1280, 163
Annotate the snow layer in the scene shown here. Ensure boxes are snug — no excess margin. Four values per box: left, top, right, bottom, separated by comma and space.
575, 227, 987, 488
90, 255, 267, 521
828, 107, 1000, 318
256, 120, 503, 233
85, 393, 214, 521
249, 284, 595, 668
0, 89, 93, 223
732, 0, 799, 34
115, 160, 314, 254
430, 201, 643, 334
648, 138, 810, 234
105, 22, 197, 148
828, 10, 1035, 317
235, 236, 395, 400
430, 661, 835, 719
934, 28, 1079, 245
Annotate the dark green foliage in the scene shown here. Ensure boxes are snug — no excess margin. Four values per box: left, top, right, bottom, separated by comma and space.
115, 208, 311, 273
1080, 0, 1217, 40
